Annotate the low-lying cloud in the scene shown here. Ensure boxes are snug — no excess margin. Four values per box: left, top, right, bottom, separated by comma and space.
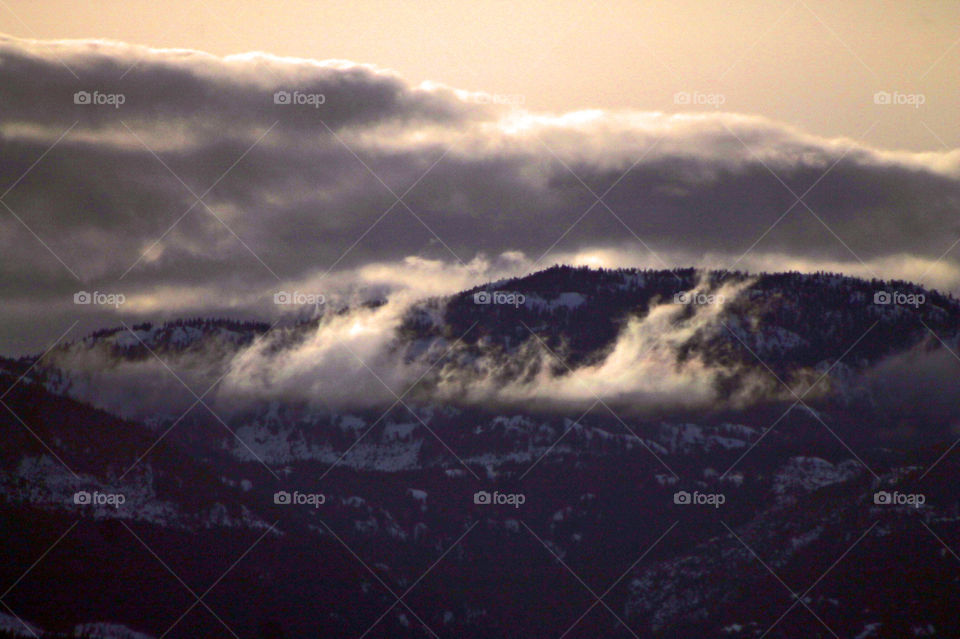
47, 275, 784, 419
427, 278, 769, 413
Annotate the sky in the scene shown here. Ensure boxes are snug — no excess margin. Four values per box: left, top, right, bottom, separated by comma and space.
0, 1, 958, 354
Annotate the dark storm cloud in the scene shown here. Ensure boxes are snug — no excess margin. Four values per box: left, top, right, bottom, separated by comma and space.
1, 36, 959, 353
0, 36, 473, 132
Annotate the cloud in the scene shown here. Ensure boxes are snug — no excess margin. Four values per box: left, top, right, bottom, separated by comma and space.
858, 339, 960, 436
61, 273, 770, 418
1, 35, 959, 353
426, 277, 772, 413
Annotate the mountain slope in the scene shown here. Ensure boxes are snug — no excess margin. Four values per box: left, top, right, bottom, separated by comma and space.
2, 267, 958, 638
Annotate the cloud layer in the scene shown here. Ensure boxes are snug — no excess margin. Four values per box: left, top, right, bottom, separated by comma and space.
2, 35, 959, 353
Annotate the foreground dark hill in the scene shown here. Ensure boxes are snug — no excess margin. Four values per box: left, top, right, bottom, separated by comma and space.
1, 266, 958, 638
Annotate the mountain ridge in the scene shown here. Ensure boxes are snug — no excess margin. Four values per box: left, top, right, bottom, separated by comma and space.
1, 266, 958, 637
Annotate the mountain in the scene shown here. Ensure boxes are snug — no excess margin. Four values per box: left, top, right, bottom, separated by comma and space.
1, 267, 958, 638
